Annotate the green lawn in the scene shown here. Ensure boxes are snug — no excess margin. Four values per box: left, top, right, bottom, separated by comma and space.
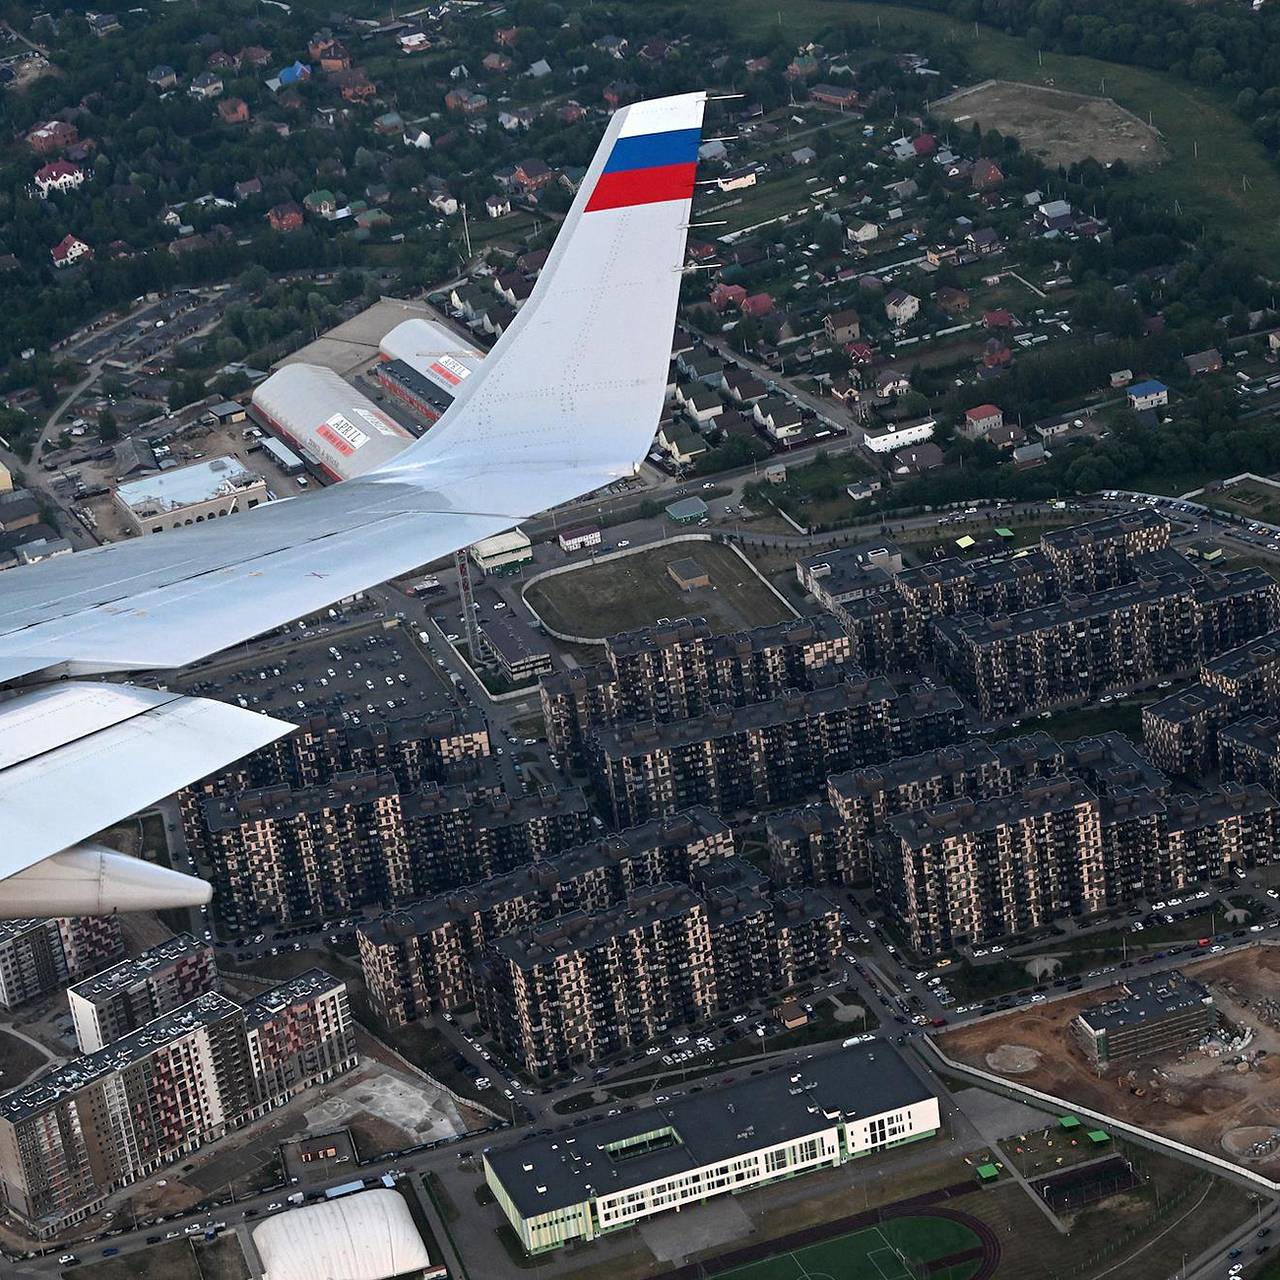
720, 1215, 982, 1280
718, 0, 1280, 257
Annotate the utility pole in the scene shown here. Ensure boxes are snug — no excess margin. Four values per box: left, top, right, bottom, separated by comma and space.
461, 204, 473, 259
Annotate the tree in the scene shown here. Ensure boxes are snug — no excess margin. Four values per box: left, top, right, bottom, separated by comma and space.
97, 408, 118, 442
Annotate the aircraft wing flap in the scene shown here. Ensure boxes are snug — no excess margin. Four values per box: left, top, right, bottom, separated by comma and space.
0, 684, 294, 878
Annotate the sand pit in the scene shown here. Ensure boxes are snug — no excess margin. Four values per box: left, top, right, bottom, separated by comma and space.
1222, 1125, 1280, 1159
986, 1044, 1043, 1074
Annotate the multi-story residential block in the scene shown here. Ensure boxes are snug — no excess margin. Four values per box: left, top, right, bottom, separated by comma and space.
896, 549, 1059, 622
1040, 508, 1171, 592
485, 1044, 939, 1253
1071, 971, 1215, 1067
590, 678, 966, 827
479, 867, 840, 1077
877, 775, 1280, 954
0, 917, 123, 1011
1144, 629, 1280, 778
196, 772, 592, 925
358, 809, 733, 1026
1221, 716, 1280, 792
0, 971, 355, 1236
68, 933, 217, 1053
820, 586, 924, 674
539, 615, 854, 756
934, 556, 1278, 722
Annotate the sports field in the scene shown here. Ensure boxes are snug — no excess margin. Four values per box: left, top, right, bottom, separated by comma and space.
720, 1214, 985, 1280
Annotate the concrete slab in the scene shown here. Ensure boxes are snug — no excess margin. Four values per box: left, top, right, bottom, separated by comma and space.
639, 1195, 753, 1264
951, 1086, 1055, 1142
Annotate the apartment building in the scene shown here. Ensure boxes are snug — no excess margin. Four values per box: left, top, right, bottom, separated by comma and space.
1071, 971, 1215, 1067
1221, 716, 1280, 792
486, 1044, 939, 1253
479, 868, 840, 1077
0, 917, 123, 1011
0, 972, 356, 1236
358, 809, 734, 1026
68, 933, 217, 1053
1040, 508, 1171, 592
540, 615, 854, 756
896, 549, 1059, 622
934, 556, 1278, 721
196, 772, 592, 925
1144, 628, 1280, 779
820, 585, 924, 674
877, 776, 1280, 954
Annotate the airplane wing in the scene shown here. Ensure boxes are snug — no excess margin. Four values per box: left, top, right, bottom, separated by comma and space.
0, 90, 706, 911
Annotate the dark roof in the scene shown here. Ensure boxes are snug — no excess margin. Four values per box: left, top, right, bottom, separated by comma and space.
485, 1043, 931, 1217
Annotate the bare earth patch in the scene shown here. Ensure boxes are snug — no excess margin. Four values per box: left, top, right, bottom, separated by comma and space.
932, 79, 1167, 168
986, 1043, 1043, 1074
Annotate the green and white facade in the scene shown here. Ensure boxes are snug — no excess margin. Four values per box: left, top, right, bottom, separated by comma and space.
485, 1043, 940, 1253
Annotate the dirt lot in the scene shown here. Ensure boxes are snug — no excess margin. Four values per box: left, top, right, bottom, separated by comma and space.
933, 80, 1167, 168
524, 539, 794, 640
939, 946, 1280, 1171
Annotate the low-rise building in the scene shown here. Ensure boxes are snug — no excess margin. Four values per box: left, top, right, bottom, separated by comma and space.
1071, 971, 1215, 1067
113, 456, 269, 534
485, 1043, 939, 1252
471, 528, 533, 574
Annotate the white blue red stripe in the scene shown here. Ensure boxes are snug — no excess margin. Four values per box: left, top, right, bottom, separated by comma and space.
586, 125, 701, 212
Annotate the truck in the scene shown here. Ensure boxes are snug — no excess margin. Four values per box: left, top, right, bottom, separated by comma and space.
286, 1192, 305, 1205
324, 1179, 366, 1201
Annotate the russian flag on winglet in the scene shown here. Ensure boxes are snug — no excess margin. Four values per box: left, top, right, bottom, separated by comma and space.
586, 126, 700, 213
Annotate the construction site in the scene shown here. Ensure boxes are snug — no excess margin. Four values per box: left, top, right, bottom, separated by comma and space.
939, 945, 1280, 1172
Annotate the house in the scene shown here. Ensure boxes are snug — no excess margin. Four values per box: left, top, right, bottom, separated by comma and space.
873, 369, 911, 398
966, 227, 1001, 255
398, 30, 429, 53
892, 442, 944, 475
982, 308, 1014, 330
988, 423, 1026, 450
658, 420, 708, 467
824, 310, 860, 344
884, 289, 919, 326
372, 110, 403, 136
429, 190, 459, 216
744, 56, 771, 74
1013, 441, 1047, 468
925, 244, 960, 268
722, 368, 768, 404
1185, 348, 1223, 377
50, 234, 91, 268
445, 87, 487, 113
716, 168, 757, 193
741, 292, 773, 319
319, 44, 352, 73
239, 46, 271, 67
403, 127, 431, 149
594, 34, 628, 59
754, 395, 804, 442
513, 158, 554, 192
640, 38, 671, 63
845, 341, 874, 366
336, 69, 376, 103
34, 161, 84, 198
496, 26, 519, 46
485, 193, 511, 218
602, 81, 637, 109
789, 146, 817, 166
847, 477, 883, 502
147, 65, 177, 89
208, 50, 238, 70
267, 202, 304, 232
1035, 198, 1073, 226
27, 121, 79, 155
189, 71, 223, 99
810, 82, 858, 109
786, 53, 819, 80
681, 385, 723, 426
217, 98, 249, 124
558, 101, 586, 124
982, 338, 1012, 369
971, 158, 1003, 190
846, 219, 878, 247
959, 403, 1003, 440
88, 13, 121, 37
710, 283, 747, 313
527, 58, 551, 79
234, 177, 263, 201
482, 52, 512, 73
935, 286, 970, 316
1127, 379, 1168, 411
304, 189, 338, 218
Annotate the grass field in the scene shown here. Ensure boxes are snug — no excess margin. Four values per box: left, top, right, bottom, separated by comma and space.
720, 1215, 982, 1280
717, 0, 1280, 257
524, 540, 794, 639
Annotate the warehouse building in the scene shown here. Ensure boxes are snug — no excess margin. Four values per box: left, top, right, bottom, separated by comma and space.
251, 363, 416, 482
485, 1043, 939, 1253
378, 317, 484, 386
1071, 971, 1215, 1068
113, 457, 269, 534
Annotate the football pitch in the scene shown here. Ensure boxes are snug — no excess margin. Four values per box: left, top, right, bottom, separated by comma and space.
719, 1214, 984, 1280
